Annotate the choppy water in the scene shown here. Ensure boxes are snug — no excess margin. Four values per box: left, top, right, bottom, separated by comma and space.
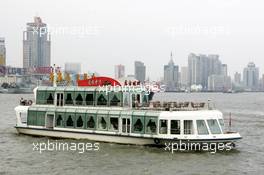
0, 93, 264, 175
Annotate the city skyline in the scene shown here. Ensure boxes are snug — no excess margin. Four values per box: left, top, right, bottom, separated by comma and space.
0, 0, 264, 80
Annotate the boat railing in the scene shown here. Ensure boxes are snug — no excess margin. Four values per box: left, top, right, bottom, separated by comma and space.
135, 100, 214, 111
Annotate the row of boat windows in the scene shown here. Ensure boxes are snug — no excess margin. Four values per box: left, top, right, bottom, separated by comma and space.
36, 91, 123, 107
27, 110, 224, 135
36, 91, 148, 107
158, 119, 224, 135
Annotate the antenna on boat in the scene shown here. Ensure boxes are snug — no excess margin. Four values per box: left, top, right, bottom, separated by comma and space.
228, 112, 232, 131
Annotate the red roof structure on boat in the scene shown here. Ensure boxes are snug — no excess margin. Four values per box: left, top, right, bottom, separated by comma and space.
77, 76, 121, 86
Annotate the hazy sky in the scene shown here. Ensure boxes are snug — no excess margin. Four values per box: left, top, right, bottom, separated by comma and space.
1, 0, 264, 80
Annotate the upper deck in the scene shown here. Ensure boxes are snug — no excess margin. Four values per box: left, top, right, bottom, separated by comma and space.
33, 86, 214, 112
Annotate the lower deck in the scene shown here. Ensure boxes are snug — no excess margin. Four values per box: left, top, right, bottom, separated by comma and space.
15, 105, 242, 145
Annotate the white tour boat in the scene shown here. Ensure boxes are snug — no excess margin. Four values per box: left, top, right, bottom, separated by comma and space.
15, 76, 242, 148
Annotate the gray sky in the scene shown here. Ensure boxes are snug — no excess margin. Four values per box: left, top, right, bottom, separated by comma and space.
1, 0, 264, 80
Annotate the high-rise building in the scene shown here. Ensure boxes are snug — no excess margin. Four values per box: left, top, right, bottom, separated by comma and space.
134, 61, 146, 83
114, 64, 125, 79
234, 72, 241, 84
180, 66, 188, 88
188, 53, 209, 89
188, 53, 201, 86
221, 64, 228, 76
243, 62, 259, 90
0, 38, 6, 66
65, 62, 81, 74
208, 54, 221, 75
261, 74, 264, 91
23, 17, 51, 69
208, 74, 231, 91
188, 53, 225, 90
164, 53, 179, 91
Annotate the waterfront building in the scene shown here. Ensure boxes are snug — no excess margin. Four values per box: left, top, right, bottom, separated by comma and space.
188, 53, 209, 89
243, 62, 259, 91
208, 75, 231, 92
134, 61, 146, 83
180, 66, 188, 88
65, 63, 81, 74
0, 38, 6, 66
208, 54, 222, 76
23, 17, 51, 69
188, 53, 225, 90
114, 64, 125, 79
163, 53, 179, 91
221, 64, 228, 76
234, 72, 241, 84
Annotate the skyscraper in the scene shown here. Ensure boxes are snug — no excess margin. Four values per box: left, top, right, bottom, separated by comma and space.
180, 66, 188, 88
188, 53, 225, 90
0, 38, 6, 66
134, 61, 146, 83
243, 62, 259, 90
23, 17, 51, 69
208, 54, 221, 75
234, 72, 241, 84
188, 53, 209, 89
221, 64, 228, 76
114, 64, 125, 79
164, 53, 179, 91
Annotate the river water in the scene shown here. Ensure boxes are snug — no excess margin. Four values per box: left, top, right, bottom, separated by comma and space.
0, 93, 263, 175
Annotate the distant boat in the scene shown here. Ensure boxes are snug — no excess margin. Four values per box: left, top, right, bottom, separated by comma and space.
0, 87, 33, 94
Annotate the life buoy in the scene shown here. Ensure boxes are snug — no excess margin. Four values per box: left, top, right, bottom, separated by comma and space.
154, 138, 160, 144
27, 100, 33, 106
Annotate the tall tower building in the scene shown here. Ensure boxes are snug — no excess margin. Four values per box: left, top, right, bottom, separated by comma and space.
164, 52, 179, 91
188, 53, 209, 89
234, 72, 241, 84
243, 62, 259, 90
180, 66, 188, 88
115, 64, 125, 79
23, 16, 51, 69
134, 61, 146, 83
0, 38, 6, 66
221, 64, 228, 76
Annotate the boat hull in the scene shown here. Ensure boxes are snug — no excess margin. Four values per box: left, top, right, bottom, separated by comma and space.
15, 126, 241, 147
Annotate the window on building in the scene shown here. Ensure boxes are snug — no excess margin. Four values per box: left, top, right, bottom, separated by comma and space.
75, 94, 83, 105
218, 119, 225, 132
65, 93, 74, 105
146, 119, 157, 134
110, 94, 120, 106
133, 119, 143, 132
184, 120, 193, 134
76, 115, 84, 128
99, 116, 107, 130
159, 120, 168, 134
66, 115, 74, 127
56, 115, 63, 127
207, 119, 222, 134
46, 93, 54, 104
196, 120, 209, 135
85, 94, 94, 105
87, 116, 95, 129
110, 117, 119, 131
171, 120, 180, 134
97, 94, 108, 106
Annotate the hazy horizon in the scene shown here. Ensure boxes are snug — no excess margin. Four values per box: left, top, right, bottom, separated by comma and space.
1, 0, 264, 80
